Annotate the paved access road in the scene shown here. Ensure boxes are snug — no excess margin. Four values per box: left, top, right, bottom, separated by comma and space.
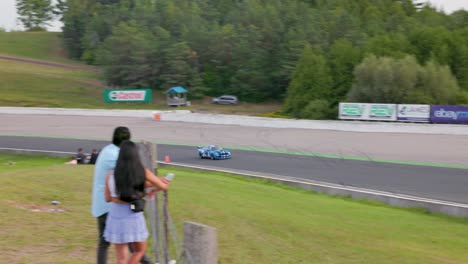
1, 114, 468, 204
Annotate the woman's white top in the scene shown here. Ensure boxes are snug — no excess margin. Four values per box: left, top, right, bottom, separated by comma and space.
107, 174, 118, 198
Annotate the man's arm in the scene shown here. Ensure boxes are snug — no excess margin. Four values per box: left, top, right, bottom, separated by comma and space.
104, 173, 112, 202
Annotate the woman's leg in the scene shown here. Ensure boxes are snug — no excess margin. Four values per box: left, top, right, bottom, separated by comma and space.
114, 243, 128, 264
128, 241, 147, 264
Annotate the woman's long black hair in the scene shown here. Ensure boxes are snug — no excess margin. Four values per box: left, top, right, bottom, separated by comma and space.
114, 141, 145, 202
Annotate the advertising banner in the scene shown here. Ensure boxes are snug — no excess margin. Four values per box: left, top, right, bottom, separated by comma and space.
339, 103, 397, 121
104, 89, 152, 103
368, 104, 397, 121
430, 105, 468, 124
339, 103, 367, 120
397, 104, 430, 122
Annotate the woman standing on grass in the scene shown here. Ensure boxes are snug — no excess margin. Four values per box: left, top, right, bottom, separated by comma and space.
104, 140, 169, 264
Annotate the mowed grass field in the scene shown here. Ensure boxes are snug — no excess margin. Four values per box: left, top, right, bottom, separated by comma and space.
0, 31, 78, 64
1, 154, 467, 264
0, 60, 106, 108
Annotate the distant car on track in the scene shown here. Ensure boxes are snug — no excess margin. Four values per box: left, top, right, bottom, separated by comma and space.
197, 145, 232, 160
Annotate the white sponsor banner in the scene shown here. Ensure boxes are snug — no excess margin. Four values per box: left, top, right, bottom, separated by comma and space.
339, 103, 367, 120
368, 104, 397, 121
339, 103, 397, 121
397, 104, 430, 122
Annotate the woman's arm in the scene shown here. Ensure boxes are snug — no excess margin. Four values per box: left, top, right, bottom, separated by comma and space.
145, 168, 169, 191
105, 173, 112, 202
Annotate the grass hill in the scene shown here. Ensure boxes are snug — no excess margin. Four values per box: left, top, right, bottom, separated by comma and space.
0, 32, 110, 108
0, 59, 105, 108
0, 31, 281, 113
0, 32, 72, 63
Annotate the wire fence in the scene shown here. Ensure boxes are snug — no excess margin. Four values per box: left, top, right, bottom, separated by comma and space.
139, 141, 215, 264
147, 190, 195, 264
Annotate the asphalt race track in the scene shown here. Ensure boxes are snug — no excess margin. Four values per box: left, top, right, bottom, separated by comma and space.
3, 114, 468, 166
1, 135, 467, 204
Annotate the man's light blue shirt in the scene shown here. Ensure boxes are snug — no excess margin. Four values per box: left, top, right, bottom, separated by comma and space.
91, 144, 119, 217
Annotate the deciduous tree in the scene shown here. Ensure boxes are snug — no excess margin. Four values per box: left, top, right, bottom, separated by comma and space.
348, 55, 463, 104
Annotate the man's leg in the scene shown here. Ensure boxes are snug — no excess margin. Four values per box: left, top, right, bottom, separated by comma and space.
128, 241, 147, 264
97, 213, 110, 264
128, 243, 153, 264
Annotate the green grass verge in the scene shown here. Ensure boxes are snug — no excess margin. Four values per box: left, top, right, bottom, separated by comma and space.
1, 153, 467, 263
0, 32, 282, 114
0, 55, 281, 113
0, 67, 281, 112
0, 60, 166, 109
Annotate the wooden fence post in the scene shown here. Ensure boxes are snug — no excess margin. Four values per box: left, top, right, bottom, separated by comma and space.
137, 141, 161, 264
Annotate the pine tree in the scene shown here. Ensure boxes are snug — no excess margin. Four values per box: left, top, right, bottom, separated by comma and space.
283, 44, 333, 118
16, 0, 54, 31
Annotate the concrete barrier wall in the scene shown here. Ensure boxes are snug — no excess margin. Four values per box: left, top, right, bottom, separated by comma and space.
184, 221, 218, 264
2, 107, 468, 135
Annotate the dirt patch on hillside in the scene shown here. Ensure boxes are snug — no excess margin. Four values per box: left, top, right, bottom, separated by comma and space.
0, 55, 99, 73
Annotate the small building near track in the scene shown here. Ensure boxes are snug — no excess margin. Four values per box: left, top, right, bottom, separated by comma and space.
166, 86, 189, 107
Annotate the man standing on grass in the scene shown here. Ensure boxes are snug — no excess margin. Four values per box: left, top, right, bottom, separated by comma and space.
91, 126, 153, 264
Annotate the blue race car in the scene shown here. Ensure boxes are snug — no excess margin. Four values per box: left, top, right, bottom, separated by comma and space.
197, 145, 232, 160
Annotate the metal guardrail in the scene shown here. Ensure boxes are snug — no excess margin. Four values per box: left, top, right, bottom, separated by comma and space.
1, 147, 467, 218
158, 161, 468, 218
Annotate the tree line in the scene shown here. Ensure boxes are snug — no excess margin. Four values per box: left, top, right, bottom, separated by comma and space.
17, 0, 468, 119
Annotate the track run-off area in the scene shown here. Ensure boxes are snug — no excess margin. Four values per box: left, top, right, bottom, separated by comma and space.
1, 108, 468, 215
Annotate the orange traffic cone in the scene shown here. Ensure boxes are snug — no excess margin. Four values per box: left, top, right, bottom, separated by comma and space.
164, 155, 171, 163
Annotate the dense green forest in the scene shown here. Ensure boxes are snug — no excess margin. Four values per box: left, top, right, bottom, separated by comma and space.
55, 0, 467, 118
